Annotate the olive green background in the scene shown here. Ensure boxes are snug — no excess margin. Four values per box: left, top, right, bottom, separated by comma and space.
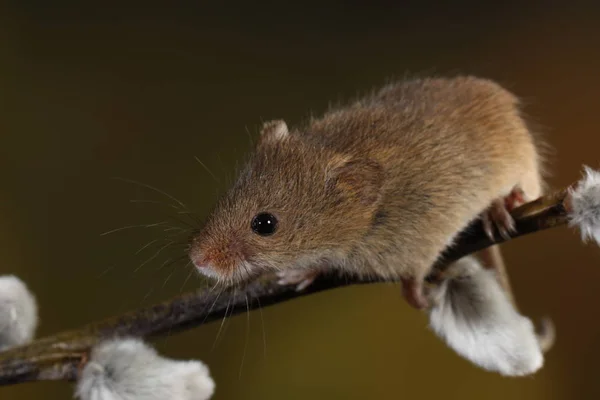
2, 2, 600, 399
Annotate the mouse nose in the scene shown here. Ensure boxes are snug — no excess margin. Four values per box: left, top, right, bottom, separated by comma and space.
190, 251, 226, 280
189, 236, 246, 276
191, 252, 210, 269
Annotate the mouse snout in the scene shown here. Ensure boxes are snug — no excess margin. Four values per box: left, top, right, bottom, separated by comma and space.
189, 247, 220, 272
189, 236, 248, 279
190, 253, 222, 280
191, 253, 211, 270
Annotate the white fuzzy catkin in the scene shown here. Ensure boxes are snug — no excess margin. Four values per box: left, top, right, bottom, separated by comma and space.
0, 275, 38, 350
427, 257, 544, 377
76, 338, 215, 400
568, 166, 600, 245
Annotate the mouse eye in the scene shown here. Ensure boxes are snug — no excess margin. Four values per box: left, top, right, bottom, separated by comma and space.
251, 212, 278, 236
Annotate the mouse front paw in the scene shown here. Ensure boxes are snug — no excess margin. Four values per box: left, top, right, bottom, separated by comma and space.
276, 269, 320, 291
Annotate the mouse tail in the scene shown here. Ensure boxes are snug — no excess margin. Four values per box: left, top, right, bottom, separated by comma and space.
535, 316, 556, 353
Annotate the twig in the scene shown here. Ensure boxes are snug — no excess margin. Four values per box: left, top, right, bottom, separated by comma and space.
0, 187, 570, 386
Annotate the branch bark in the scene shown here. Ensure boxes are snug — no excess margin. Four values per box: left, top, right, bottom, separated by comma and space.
0, 187, 570, 386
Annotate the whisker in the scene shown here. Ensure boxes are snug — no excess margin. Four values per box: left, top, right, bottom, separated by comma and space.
256, 296, 267, 359
194, 156, 220, 184
179, 264, 195, 293
139, 257, 187, 304
239, 294, 251, 380
163, 226, 187, 233
212, 288, 234, 350
100, 221, 168, 236
168, 215, 198, 230
158, 243, 190, 250
133, 241, 175, 273
156, 254, 188, 271
135, 238, 163, 255
141, 285, 156, 304
162, 230, 192, 239
176, 210, 203, 225
161, 259, 186, 289
96, 264, 117, 279
129, 199, 180, 210
201, 287, 223, 325
113, 177, 189, 211
244, 125, 255, 147
129, 197, 201, 228
155, 257, 175, 272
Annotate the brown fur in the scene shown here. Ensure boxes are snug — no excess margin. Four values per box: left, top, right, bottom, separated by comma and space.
189, 76, 544, 286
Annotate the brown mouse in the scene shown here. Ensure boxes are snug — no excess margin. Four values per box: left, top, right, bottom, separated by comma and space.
188, 76, 545, 310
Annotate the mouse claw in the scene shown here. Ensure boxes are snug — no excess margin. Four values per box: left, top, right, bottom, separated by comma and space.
276, 269, 319, 291
482, 188, 524, 241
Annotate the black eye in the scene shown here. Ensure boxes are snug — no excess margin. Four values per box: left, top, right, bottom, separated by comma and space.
251, 212, 278, 236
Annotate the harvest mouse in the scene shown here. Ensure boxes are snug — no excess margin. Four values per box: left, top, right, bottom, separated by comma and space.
188, 76, 545, 310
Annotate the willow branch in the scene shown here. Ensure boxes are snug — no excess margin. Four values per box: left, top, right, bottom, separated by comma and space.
0, 187, 571, 387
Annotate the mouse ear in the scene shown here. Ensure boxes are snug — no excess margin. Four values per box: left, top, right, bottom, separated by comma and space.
326, 157, 384, 207
259, 120, 289, 142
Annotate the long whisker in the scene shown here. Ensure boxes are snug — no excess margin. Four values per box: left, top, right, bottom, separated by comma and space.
179, 265, 195, 293
176, 210, 203, 226
129, 198, 201, 228
244, 125, 255, 147
134, 241, 175, 273
129, 199, 180, 210
239, 294, 250, 379
194, 156, 220, 184
168, 215, 198, 230
161, 260, 188, 289
156, 255, 188, 271
212, 288, 234, 350
256, 296, 267, 359
113, 177, 189, 211
163, 226, 187, 233
100, 221, 168, 236
135, 238, 162, 255
140, 257, 187, 304
140, 282, 158, 304
202, 287, 223, 324
96, 264, 117, 279
154, 257, 174, 272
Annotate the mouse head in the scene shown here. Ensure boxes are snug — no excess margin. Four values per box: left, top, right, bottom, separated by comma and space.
189, 120, 384, 284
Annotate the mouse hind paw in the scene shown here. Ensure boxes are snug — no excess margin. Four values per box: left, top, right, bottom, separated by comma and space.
401, 277, 429, 310
482, 187, 526, 241
276, 269, 320, 291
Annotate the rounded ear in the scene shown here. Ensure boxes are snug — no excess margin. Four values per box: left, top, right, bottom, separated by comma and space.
326, 157, 384, 206
259, 120, 289, 142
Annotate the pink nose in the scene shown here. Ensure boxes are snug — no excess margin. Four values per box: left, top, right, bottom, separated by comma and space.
192, 257, 221, 279
189, 249, 209, 269
192, 255, 209, 269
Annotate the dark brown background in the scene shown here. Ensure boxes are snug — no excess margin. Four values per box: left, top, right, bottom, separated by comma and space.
1, 2, 600, 399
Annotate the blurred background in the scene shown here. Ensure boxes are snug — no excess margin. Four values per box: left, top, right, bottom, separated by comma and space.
1, 1, 600, 399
